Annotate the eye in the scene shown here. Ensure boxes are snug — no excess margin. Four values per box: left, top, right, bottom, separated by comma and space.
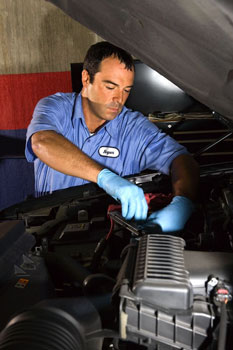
124, 88, 131, 93
106, 86, 115, 90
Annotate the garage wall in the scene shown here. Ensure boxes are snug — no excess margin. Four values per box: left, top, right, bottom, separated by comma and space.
0, 0, 101, 74
0, 0, 102, 210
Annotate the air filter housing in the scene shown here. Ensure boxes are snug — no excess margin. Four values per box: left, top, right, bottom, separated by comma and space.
117, 235, 215, 349
132, 234, 193, 310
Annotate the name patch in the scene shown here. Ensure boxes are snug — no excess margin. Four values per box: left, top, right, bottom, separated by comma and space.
99, 146, 120, 158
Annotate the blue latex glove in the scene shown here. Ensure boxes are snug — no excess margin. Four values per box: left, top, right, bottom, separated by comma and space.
143, 196, 195, 233
97, 169, 148, 220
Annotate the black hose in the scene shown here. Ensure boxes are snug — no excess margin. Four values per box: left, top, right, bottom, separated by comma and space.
90, 237, 108, 271
44, 252, 91, 285
0, 297, 104, 350
217, 302, 227, 350
0, 307, 84, 350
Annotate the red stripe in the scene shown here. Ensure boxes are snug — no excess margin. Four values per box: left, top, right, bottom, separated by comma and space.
0, 71, 72, 130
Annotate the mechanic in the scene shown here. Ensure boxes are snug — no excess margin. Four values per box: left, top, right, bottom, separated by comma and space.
25, 41, 199, 233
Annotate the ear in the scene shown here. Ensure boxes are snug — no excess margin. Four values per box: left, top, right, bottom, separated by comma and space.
81, 69, 90, 88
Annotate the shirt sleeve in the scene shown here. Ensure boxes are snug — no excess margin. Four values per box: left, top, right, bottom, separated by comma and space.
25, 93, 74, 162
139, 120, 189, 175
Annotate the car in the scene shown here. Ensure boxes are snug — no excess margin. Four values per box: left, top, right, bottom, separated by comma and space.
0, 1, 233, 349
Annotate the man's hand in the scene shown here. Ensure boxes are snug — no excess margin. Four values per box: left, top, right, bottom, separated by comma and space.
97, 169, 148, 220
143, 196, 194, 233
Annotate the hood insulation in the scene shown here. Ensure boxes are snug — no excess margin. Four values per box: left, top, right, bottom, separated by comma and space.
47, 0, 233, 121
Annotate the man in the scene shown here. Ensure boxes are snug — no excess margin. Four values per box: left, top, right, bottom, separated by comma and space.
25, 41, 199, 233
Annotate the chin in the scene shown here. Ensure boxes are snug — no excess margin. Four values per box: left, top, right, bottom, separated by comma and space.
103, 112, 119, 120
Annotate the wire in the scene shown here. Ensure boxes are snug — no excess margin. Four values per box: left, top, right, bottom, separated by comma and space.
106, 217, 114, 240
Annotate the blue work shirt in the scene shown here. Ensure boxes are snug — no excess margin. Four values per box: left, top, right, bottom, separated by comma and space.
25, 93, 188, 196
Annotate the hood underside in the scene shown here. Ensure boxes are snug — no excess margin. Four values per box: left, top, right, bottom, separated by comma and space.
48, 0, 233, 121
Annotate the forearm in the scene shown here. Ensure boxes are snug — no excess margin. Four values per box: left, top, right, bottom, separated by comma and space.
31, 130, 103, 183
170, 154, 200, 201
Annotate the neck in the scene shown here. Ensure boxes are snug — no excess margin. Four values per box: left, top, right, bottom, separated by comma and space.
81, 94, 106, 133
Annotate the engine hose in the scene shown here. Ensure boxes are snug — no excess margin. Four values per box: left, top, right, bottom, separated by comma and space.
217, 302, 227, 350
90, 236, 108, 272
0, 307, 84, 350
44, 252, 91, 285
0, 297, 103, 350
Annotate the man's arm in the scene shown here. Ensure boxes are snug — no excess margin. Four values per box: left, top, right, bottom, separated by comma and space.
170, 154, 199, 201
31, 130, 148, 220
31, 130, 103, 183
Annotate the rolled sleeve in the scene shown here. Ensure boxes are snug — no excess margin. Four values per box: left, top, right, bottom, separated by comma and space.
140, 129, 189, 175
25, 93, 73, 161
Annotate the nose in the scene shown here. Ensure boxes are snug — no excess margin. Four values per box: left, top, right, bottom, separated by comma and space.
113, 89, 124, 105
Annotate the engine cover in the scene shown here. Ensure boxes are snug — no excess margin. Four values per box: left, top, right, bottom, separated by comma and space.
132, 234, 193, 310
116, 234, 233, 349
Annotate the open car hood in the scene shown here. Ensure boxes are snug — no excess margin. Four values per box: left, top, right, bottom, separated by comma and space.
1, 3, 233, 348
48, 0, 233, 121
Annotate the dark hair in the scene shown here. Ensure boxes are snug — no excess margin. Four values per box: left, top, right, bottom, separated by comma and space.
83, 41, 134, 83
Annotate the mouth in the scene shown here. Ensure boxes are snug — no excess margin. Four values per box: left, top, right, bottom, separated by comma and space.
108, 107, 119, 112
108, 105, 120, 113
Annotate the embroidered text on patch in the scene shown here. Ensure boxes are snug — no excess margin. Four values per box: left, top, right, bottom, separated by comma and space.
99, 146, 120, 158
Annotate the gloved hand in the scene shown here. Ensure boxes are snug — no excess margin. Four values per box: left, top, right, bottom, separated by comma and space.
143, 195, 195, 233
97, 169, 148, 220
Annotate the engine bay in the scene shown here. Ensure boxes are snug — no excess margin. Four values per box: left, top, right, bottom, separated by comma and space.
0, 160, 233, 349
0, 112, 233, 349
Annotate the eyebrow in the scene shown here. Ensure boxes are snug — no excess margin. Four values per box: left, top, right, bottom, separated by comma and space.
102, 80, 133, 88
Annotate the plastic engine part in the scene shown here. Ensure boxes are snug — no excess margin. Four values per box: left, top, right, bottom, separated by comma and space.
133, 234, 193, 310
118, 234, 215, 349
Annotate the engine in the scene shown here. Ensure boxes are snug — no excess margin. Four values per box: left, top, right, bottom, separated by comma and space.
115, 234, 233, 349
0, 168, 233, 349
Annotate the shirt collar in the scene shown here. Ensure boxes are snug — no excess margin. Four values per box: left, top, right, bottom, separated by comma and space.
73, 93, 86, 122
104, 109, 127, 139
73, 93, 127, 139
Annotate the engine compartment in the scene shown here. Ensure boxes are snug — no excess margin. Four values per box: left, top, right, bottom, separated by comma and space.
0, 112, 233, 349
0, 161, 233, 349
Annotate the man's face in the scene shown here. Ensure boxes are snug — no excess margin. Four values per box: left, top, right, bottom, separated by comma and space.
82, 56, 134, 124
